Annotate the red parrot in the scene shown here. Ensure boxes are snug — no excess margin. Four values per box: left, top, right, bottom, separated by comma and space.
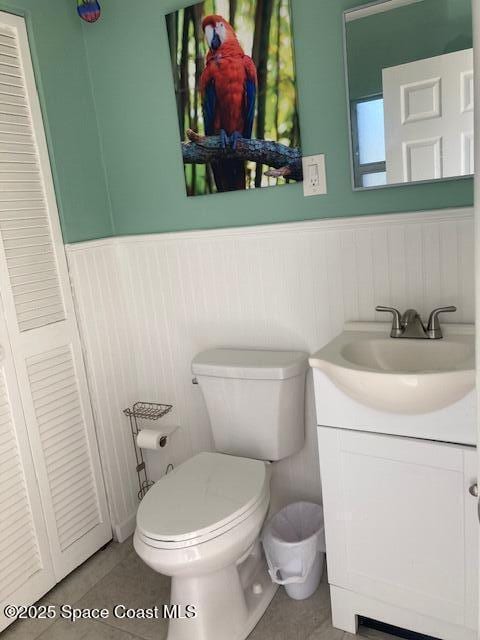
200, 15, 257, 192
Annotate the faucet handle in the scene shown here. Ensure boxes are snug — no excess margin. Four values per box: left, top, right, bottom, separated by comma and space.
426, 306, 457, 339
375, 306, 402, 337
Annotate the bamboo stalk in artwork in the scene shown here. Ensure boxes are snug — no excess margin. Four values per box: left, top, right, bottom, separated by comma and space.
252, 0, 275, 187
229, 0, 237, 28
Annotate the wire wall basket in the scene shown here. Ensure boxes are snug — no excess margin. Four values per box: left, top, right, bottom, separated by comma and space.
124, 401, 173, 500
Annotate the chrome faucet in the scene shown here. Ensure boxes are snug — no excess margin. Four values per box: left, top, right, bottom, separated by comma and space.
375, 305, 457, 339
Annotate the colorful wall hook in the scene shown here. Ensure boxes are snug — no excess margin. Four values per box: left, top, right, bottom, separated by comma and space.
77, 0, 101, 23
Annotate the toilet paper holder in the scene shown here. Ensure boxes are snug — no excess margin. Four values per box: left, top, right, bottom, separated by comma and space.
123, 401, 173, 500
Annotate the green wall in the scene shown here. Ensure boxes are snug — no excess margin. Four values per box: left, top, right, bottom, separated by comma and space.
80, 0, 472, 238
0, 0, 113, 242
4, 0, 472, 242
347, 0, 472, 101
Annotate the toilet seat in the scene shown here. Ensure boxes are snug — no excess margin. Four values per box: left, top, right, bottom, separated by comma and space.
136, 452, 269, 549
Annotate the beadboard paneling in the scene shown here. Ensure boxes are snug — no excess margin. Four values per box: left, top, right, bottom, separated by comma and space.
66, 208, 474, 541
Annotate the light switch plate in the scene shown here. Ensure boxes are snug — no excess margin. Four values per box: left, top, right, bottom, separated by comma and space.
302, 154, 327, 196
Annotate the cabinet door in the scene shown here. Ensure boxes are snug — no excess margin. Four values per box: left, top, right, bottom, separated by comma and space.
0, 12, 111, 582
0, 318, 55, 632
318, 427, 477, 628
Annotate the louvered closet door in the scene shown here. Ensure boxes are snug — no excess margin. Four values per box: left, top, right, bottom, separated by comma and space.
0, 311, 55, 632
0, 12, 111, 582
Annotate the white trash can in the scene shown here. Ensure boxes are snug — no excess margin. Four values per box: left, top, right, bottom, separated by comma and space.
262, 501, 326, 600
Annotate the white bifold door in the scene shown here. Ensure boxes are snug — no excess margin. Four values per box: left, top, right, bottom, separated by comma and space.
383, 48, 474, 183
0, 11, 111, 632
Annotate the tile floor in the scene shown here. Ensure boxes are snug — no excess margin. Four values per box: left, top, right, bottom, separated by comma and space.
2, 538, 396, 640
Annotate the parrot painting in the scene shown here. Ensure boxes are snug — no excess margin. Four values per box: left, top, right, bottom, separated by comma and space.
200, 15, 257, 192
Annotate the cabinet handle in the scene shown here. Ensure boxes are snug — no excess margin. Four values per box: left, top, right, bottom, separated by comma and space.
469, 483, 478, 498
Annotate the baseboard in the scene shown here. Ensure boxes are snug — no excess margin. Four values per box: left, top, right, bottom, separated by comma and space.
330, 585, 476, 640
113, 511, 136, 543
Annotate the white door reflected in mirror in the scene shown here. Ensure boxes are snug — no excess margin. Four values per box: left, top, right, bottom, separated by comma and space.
383, 49, 473, 183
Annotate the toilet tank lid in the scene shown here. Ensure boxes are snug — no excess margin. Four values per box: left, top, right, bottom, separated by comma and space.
191, 348, 308, 380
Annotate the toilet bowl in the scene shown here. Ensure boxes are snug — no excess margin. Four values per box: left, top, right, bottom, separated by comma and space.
134, 451, 278, 640
134, 348, 308, 640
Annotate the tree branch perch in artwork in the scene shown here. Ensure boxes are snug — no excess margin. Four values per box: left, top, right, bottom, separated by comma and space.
182, 129, 303, 182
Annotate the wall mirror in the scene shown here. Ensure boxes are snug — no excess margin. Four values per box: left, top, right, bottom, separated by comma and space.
344, 0, 473, 190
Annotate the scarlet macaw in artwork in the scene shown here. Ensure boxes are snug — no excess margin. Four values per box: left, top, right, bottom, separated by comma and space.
200, 15, 257, 192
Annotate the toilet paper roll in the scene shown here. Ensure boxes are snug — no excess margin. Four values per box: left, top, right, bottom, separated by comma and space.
136, 429, 168, 451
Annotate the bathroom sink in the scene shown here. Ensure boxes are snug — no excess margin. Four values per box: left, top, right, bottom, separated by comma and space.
309, 323, 474, 414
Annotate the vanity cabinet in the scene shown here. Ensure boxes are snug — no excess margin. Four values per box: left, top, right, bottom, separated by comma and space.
318, 427, 478, 640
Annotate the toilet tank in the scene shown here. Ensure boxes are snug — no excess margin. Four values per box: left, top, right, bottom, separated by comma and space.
191, 349, 308, 461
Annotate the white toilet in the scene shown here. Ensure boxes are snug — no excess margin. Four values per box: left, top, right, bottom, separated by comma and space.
134, 348, 308, 640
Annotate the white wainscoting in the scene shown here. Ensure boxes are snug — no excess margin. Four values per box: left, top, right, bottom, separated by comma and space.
66, 208, 474, 541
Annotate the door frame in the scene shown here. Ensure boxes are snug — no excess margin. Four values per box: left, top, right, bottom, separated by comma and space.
473, 0, 480, 634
